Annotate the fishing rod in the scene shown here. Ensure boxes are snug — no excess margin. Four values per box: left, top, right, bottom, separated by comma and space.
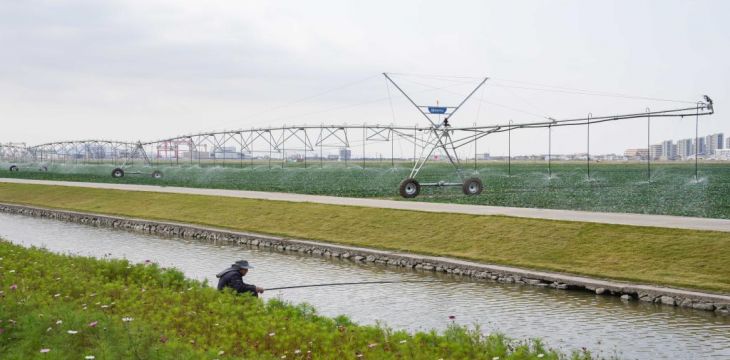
266, 280, 440, 291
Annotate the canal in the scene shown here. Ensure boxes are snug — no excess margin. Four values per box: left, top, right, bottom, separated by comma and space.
1, 212, 728, 359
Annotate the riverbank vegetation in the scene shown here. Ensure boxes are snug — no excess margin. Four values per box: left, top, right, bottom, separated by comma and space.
0, 240, 588, 359
0, 183, 728, 293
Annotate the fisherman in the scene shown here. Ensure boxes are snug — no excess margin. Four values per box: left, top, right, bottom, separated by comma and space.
216, 260, 265, 297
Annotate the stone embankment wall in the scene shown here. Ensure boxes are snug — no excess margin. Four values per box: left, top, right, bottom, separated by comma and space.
1, 203, 728, 315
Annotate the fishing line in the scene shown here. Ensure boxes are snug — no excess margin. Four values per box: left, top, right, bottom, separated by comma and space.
266, 280, 441, 291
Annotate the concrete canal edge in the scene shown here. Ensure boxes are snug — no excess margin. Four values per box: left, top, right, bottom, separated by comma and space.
1, 202, 729, 315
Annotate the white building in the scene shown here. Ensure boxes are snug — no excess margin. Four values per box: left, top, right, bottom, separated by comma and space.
677, 138, 693, 159
706, 133, 724, 155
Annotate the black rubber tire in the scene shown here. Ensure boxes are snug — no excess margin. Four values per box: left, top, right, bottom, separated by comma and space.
399, 178, 420, 198
39, 166, 48, 172
111, 168, 125, 178
151, 170, 163, 179
462, 177, 483, 196
9, 165, 18, 172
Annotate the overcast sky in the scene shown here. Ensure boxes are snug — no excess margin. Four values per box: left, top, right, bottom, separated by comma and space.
1, 0, 728, 156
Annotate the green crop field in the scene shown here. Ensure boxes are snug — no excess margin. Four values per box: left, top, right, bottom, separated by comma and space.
2, 160, 729, 218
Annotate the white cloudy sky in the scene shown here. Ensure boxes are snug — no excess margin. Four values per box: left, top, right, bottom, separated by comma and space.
1, 0, 727, 156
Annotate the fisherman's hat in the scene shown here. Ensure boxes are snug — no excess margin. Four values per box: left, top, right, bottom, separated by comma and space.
232, 260, 254, 270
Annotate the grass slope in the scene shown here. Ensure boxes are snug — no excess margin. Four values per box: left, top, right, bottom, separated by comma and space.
0, 183, 729, 293
0, 241, 584, 359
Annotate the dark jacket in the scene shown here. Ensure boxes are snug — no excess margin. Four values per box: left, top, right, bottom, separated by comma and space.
216, 267, 258, 297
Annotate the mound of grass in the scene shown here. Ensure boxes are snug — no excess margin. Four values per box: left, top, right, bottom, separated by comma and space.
0, 183, 729, 293
0, 241, 586, 359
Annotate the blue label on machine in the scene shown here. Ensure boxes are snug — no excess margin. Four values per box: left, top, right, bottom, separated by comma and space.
428, 106, 447, 114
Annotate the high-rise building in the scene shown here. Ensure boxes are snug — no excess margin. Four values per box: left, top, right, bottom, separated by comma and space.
661, 140, 676, 160
694, 137, 707, 155
726, 137, 730, 149
649, 144, 663, 160
706, 133, 724, 155
677, 138, 693, 159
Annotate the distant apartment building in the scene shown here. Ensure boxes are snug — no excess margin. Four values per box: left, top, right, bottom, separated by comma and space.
660, 140, 676, 160
727, 137, 730, 149
649, 144, 663, 160
695, 137, 707, 155
677, 138, 693, 159
624, 148, 648, 159
705, 133, 724, 155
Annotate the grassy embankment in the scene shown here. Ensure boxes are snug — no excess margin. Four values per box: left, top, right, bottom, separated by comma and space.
0, 183, 729, 293
2, 161, 729, 218
0, 241, 583, 359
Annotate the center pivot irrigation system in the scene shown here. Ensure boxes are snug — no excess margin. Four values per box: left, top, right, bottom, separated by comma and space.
0, 73, 716, 198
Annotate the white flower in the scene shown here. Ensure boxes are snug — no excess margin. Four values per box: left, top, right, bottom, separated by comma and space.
55, 320, 62, 325
492, 357, 500, 360
537, 355, 545, 358
218, 351, 225, 356
268, 332, 275, 337
8, 270, 15, 273
85, 356, 96, 359
53, 294, 61, 298
67, 330, 78, 334
399, 339, 407, 344
122, 317, 134, 322
294, 350, 301, 354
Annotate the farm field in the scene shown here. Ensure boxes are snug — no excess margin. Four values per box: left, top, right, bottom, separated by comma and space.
1, 161, 729, 218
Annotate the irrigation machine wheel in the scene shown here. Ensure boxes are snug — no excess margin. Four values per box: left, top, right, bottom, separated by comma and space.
151, 170, 163, 179
462, 177, 483, 196
399, 178, 421, 198
111, 168, 125, 178
9, 165, 18, 172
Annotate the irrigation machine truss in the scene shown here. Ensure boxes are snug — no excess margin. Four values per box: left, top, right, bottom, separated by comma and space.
0, 73, 715, 198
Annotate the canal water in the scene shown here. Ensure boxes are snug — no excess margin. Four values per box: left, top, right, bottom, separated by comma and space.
0, 212, 728, 359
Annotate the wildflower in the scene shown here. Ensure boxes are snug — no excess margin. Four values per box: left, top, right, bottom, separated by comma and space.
122, 317, 134, 322
537, 355, 545, 358
56, 320, 63, 325
399, 340, 407, 344
356, 354, 363, 358
144, 260, 151, 264
85, 356, 96, 359
9, 284, 17, 290
159, 335, 168, 343
40, 348, 50, 353
268, 332, 275, 337
218, 351, 225, 356
367, 343, 378, 348
67, 330, 78, 334
280, 356, 286, 359
294, 349, 301, 354
9, 269, 15, 273
90, 293, 97, 297
46, 327, 52, 332
492, 357, 499, 360
53, 293, 61, 298
448, 315, 455, 320
100, 305, 109, 308
88, 321, 98, 327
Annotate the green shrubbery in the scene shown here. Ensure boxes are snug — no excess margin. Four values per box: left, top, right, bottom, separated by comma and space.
0, 241, 591, 359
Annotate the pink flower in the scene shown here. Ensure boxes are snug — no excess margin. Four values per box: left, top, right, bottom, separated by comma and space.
448, 315, 456, 320
9, 284, 17, 290
88, 321, 98, 327
40, 348, 50, 353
